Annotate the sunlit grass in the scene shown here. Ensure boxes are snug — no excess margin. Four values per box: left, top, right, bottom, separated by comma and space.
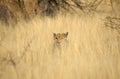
0, 14, 119, 79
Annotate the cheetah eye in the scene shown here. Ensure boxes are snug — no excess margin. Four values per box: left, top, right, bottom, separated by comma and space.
55, 37, 58, 39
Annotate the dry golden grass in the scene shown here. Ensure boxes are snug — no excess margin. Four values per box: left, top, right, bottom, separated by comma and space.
0, 14, 120, 79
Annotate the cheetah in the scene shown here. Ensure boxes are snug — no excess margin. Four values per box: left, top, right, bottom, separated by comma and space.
53, 32, 69, 53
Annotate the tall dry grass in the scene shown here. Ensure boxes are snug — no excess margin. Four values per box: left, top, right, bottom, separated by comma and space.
0, 14, 120, 79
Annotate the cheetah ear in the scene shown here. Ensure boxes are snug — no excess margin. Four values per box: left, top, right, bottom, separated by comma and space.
65, 32, 68, 37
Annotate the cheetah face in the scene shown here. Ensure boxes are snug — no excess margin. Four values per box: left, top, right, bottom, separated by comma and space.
53, 32, 68, 44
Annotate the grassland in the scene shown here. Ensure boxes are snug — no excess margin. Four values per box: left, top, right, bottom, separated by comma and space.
0, 14, 120, 79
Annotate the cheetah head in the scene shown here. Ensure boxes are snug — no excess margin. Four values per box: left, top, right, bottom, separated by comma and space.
53, 32, 68, 44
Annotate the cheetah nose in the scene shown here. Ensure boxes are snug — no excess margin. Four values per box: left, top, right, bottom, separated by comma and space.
57, 41, 60, 43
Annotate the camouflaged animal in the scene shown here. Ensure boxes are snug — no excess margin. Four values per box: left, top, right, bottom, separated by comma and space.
53, 32, 68, 50
53, 32, 68, 44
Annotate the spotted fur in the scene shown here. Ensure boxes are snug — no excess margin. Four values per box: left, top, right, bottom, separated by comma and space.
53, 32, 69, 53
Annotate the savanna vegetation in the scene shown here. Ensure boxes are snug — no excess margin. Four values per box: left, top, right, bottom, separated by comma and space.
0, 0, 120, 79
